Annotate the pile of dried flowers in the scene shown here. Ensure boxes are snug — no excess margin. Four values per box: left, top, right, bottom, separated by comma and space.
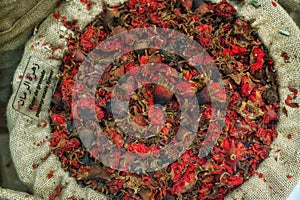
50, 0, 279, 199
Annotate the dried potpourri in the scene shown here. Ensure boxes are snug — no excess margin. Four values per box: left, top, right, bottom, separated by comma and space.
50, 0, 280, 199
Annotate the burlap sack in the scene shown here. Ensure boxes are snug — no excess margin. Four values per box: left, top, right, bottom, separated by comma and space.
3, 0, 300, 199
0, 0, 60, 103
278, 0, 300, 26
0, 0, 60, 51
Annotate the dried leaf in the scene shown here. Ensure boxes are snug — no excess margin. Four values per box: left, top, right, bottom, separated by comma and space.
279, 29, 291, 36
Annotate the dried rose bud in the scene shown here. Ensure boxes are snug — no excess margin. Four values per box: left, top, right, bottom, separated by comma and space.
154, 85, 173, 105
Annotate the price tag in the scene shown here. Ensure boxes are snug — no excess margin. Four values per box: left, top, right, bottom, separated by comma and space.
13, 56, 58, 120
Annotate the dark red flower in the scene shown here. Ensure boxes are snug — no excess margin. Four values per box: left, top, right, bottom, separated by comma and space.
223, 139, 246, 171
51, 114, 66, 125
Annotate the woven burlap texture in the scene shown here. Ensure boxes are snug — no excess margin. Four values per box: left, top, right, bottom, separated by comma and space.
0, 0, 59, 111
3, 0, 300, 199
278, 0, 300, 26
0, 0, 60, 52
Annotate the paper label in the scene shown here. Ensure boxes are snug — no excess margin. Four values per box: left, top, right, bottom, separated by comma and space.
13, 56, 58, 120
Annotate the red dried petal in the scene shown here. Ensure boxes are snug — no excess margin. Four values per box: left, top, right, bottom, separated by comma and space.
49, 185, 63, 200
96, 108, 105, 120
139, 55, 150, 65
288, 86, 298, 98
53, 13, 60, 19
32, 163, 39, 169
47, 170, 54, 179
272, 1, 277, 7
222, 175, 244, 188
215, 0, 236, 18
113, 134, 124, 147
51, 113, 66, 125
80, 0, 92, 10
251, 48, 265, 71
281, 52, 290, 62
223, 139, 230, 150
287, 175, 293, 179
285, 95, 300, 108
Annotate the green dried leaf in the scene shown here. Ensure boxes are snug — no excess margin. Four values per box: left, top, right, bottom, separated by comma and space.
279, 29, 291, 36
250, 0, 261, 8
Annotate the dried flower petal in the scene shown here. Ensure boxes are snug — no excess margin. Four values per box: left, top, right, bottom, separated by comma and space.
285, 95, 300, 108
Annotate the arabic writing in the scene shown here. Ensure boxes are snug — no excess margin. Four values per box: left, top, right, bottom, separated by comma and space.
13, 57, 57, 120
